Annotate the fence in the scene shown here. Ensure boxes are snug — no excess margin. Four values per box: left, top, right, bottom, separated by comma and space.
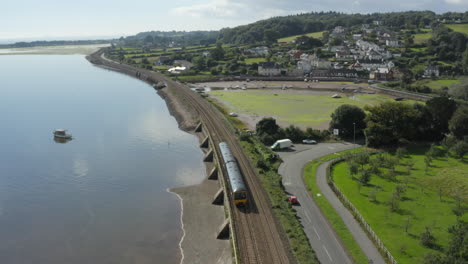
326, 157, 398, 264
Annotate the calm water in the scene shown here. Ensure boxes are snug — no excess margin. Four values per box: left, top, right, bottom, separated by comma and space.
0, 55, 205, 264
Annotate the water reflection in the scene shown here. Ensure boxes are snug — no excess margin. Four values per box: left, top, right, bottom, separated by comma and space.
53, 137, 73, 144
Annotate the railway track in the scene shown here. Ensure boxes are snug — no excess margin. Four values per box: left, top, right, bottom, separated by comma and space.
87, 50, 292, 264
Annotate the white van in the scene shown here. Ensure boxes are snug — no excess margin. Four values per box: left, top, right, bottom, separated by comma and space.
270, 139, 293, 150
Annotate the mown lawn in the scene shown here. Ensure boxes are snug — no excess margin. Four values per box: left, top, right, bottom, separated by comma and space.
332, 146, 468, 264
446, 24, 468, 34
277, 31, 325, 43
209, 90, 414, 128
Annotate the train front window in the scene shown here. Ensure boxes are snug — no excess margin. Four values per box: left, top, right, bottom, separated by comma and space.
234, 192, 246, 200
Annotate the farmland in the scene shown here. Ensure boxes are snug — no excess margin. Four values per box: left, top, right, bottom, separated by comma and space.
277, 31, 325, 43
446, 23, 468, 34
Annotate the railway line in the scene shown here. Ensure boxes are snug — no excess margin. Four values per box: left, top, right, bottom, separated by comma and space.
87, 50, 292, 264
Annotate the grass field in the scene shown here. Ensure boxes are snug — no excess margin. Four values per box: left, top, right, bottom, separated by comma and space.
244, 57, 267, 64
277, 31, 325, 43
209, 90, 414, 128
332, 146, 468, 264
413, 79, 460, 91
413, 32, 432, 44
446, 24, 468, 34
303, 148, 369, 264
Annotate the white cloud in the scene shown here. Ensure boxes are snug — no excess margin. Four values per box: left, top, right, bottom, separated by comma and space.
171, 0, 247, 18
445, 0, 468, 3
171, 0, 305, 21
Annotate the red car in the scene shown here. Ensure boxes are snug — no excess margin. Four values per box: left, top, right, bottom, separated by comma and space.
288, 196, 299, 205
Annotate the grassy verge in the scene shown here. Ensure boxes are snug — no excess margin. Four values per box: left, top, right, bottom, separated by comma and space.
303, 148, 369, 264
332, 146, 468, 263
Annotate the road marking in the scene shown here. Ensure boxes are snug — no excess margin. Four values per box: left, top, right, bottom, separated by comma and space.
313, 226, 321, 240
323, 245, 333, 263
304, 211, 312, 222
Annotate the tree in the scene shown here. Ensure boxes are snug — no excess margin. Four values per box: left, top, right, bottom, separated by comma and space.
463, 45, 468, 74
329, 104, 366, 138
420, 226, 436, 248
425, 97, 458, 139
263, 29, 279, 44
451, 141, 468, 159
256, 117, 281, 145
210, 43, 225, 61
295, 35, 323, 50
449, 106, 468, 139
365, 102, 420, 147
449, 78, 468, 101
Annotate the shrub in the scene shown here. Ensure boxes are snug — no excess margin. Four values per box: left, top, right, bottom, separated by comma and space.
420, 227, 436, 248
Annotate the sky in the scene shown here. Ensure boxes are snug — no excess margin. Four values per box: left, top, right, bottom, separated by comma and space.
2, 0, 468, 42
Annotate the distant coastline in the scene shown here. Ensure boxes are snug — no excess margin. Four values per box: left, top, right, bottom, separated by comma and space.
0, 44, 111, 55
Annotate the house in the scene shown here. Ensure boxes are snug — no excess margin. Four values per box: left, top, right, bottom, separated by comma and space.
287, 49, 303, 59
353, 34, 362, 41
373, 20, 383, 26
245, 46, 269, 57
369, 68, 394, 81
173, 60, 193, 70
154, 56, 170, 66
258, 62, 282, 76
297, 54, 332, 73
423, 65, 440, 78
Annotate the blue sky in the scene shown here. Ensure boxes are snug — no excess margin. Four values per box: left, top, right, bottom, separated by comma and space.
2, 0, 468, 42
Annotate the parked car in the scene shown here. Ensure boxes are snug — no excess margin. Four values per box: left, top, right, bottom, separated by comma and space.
229, 112, 238, 117
288, 195, 299, 205
302, 139, 317, 144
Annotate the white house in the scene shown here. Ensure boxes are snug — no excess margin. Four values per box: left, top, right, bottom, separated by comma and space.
258, 62, 281, 76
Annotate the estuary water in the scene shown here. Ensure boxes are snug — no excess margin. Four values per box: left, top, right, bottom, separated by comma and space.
0, 55, 205, 263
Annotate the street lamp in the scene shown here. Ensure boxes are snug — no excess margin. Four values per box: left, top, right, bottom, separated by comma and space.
353, 122, 356, 145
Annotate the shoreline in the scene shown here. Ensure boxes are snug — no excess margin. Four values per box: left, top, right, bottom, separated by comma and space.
86, 51, 232, 264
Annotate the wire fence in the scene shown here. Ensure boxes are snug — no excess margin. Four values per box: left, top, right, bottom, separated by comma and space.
326, 158, 398, 264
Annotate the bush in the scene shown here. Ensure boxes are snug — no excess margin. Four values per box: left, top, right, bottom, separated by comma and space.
451, 141, 468, 159
420, 227, 436, 248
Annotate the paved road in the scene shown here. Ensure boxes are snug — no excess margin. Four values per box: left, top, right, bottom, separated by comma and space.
278, 143, 385, 264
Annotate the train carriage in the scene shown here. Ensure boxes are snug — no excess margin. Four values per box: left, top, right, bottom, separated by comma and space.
219, 142, 248, 206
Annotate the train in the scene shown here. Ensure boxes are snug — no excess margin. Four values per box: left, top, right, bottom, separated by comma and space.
219, 142, 248, 206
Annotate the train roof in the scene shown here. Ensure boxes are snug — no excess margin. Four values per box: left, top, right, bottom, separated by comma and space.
226, 162, 246, 192
219, 142, 236, 163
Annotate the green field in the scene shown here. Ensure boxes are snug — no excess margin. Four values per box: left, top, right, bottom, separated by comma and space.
332, 147, 468, 264
446, 24, 468, 34
277, 31, 325, 43
209, 90, 414, 128
413, 32, 432, 44
413, 79, 460, 91
244, 57, 267, 64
